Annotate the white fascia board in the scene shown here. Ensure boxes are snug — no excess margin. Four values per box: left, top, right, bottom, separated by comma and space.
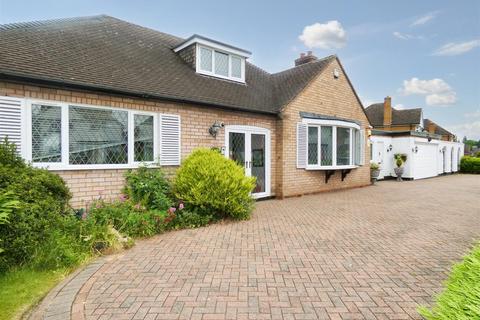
174, 36, 251, 58
302, 118, 361, 130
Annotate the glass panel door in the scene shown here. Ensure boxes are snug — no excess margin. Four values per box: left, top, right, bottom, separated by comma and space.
228, 132, 245, 168
227, 128, 270, 198
251, 134, 265, 194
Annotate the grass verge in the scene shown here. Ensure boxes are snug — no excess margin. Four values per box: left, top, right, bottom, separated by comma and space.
418, 243, 480, 319
0, 267, 68, 320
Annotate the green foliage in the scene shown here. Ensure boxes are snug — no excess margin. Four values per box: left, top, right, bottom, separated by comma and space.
88, 200, 169, 238
174, 148, 256, 220
0, 145, 74, 271
0, 138, 26, 168
370, 162, 380, 170
474, 151, 480, 158
419, 243, 480, 320
170, 209, 214, 229
123, 166, 173, 210
394, 153, 407, 168
460, 156, 480, 174
0, 192, 20, 254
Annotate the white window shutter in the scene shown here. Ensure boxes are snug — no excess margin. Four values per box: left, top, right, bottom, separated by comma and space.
0, 96, 23, 155
296, 122, 307, 168
360, 129, 365, 165
159, 114, 181, 165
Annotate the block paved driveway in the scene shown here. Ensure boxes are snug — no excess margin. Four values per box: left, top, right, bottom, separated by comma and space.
66, 175, 480, 319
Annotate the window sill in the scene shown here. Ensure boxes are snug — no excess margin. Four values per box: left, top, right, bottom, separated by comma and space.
305, 165, 359, 170
32, 162, 165, 171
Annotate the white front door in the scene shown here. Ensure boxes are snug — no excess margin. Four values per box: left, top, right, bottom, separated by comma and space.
225, 126, 271, 198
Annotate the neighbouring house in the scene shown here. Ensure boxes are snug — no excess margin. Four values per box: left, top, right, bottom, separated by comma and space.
365, 97, 463, 180
0, 15, 371, 207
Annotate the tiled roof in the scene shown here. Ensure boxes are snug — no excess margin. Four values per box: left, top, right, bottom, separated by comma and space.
365, 103, 422, 126
424, 119, 453, 136
0, 15, 336, 114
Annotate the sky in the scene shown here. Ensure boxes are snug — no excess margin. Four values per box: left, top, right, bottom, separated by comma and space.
1, 0, 479, 139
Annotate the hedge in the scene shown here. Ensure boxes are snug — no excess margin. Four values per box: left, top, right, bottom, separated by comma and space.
460, 156, 480, 174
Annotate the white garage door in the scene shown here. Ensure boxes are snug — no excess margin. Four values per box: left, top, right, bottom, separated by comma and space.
414, 143, 438, 179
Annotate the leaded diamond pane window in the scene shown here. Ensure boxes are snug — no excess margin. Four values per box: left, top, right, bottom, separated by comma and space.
69, 106, 128, 165
200, 47, 213, 72
321, 126, 333, 166
336, 127, 350, 166
214, 51, 229, 76
32, 105, 61, 163
134, 114, 154, 162
308, 126, 318, 165
231, 56, 242, 78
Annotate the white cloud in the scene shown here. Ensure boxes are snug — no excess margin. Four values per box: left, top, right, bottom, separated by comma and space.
411, 11, 438, 26
447, 121, 480, 140
393, 32, 423, 40
433, 40, 480, 56
425, 93, 457, 106
464, 109, 480, 118
299, 21, 347, 49
400, 77, 457, 106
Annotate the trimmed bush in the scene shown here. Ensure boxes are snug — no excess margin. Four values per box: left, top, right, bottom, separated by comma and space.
123, 166, 173, 211
174, 148, 256, 220
418, 243, 480, 320
460, 156, 480, 174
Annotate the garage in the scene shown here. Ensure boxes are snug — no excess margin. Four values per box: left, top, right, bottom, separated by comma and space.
414, 142, 438, 179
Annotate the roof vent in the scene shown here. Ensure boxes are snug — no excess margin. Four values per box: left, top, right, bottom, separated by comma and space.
295, 51, 317, 66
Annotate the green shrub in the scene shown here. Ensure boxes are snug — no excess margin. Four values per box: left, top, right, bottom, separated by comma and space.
88, 200, 168, 238
0, 192, 19, 254
460, 156, 480, 174
170, 209, 213, 229
123, 166, 173, 210
0, 138, 26, 168
174, 148, 256, 220
0, 141, 75, 270
418, 243, 480, 320
394, 153, 407, 167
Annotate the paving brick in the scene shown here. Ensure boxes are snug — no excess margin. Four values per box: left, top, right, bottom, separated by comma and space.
31, 175, 480, 319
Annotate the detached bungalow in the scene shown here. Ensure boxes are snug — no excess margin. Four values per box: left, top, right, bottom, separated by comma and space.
0, 15, 371, 207
366, 97, 463, 180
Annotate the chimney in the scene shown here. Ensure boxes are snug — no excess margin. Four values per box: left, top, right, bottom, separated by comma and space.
383, 96, 392, 126
428, 122, 436, 134
295, 51, 318, 66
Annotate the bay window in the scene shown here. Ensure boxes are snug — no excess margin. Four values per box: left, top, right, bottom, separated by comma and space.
299, 119, 364, 169
336, 127, 350, 166
26, 101, 180, 169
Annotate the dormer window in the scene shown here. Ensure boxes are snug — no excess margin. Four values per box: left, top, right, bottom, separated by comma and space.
174, 35, 250, 83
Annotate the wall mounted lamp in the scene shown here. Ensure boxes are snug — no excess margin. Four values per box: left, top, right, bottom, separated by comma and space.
387, 144, 393, 152
208, 121, 224, 138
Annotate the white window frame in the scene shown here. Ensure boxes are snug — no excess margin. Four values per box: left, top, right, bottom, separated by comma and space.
302, 118, 360, 170
196, 44, 246, 83
24, 98, 173, 171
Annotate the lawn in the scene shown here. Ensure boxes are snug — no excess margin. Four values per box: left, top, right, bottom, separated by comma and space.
0, 267, 68, 320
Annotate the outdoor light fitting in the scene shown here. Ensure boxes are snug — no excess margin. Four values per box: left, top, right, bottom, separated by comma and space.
208, 121, 225, 138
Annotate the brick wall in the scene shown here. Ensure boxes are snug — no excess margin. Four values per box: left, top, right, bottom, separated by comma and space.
277, 58, 371, 197
0, 81, 277, 207
0, 58, 371, 206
